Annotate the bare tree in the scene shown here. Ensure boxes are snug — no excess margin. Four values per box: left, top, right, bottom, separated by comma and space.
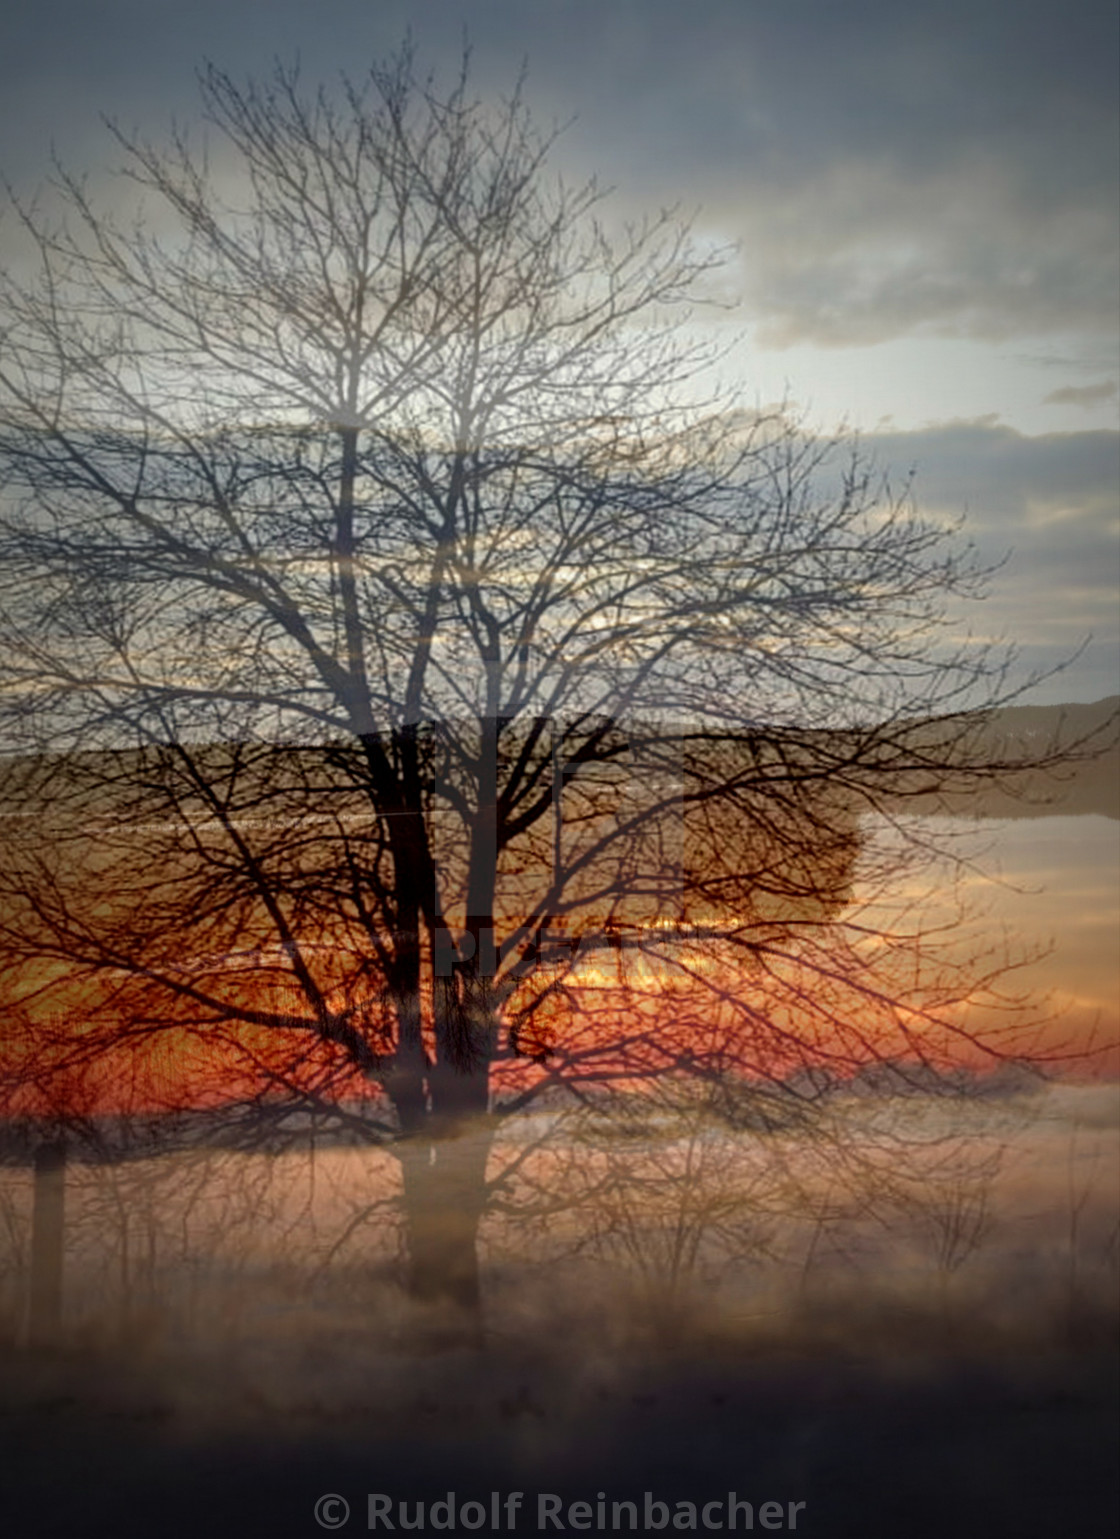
0, 46, 1054, 1326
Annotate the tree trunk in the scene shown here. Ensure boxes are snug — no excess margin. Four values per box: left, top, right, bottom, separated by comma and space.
396, 1112, 495, 1340
26, 1139, 66, 1347
388, 713, 500, 1338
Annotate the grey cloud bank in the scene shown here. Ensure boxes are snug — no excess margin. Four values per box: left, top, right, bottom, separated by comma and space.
1, 1, 1115, 348
862, 421, 1119, 700
862, 422, 1118, 528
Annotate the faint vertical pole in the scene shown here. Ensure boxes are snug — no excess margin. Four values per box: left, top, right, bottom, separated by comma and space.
469, 711, 499, 966
664, 727, 685, 922
552, 717, 563, 898
26, 1138, 66, 1346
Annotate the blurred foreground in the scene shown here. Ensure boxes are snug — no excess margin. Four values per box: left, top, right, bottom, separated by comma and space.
1, 1081, 1116, 1538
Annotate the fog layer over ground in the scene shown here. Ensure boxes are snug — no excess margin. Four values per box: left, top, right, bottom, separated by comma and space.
1, 1080, 1117, 1538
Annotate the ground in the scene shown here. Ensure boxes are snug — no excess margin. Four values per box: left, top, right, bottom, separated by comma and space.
2, 1295, 1116, 1538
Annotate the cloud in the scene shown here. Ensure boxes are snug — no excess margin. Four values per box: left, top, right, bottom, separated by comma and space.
1043, 382, 1118, 410
733, 165, 1118, 347
856, 419, 1119, 695
1, 1, 1115, 353
524, 1, 1120, 348
859, 420, 1118, 534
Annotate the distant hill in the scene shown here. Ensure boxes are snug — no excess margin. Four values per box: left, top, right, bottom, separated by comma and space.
893, 697, 1119, 820
2, 699, 1116, 825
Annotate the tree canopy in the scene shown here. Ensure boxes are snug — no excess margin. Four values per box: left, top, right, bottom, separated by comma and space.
0, 48, 1051, 1310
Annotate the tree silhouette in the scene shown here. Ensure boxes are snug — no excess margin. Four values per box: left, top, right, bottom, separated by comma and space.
0, 47, 1052, 1325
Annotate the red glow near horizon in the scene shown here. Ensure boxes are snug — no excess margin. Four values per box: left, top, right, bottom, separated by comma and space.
3, 914, 1114, 1129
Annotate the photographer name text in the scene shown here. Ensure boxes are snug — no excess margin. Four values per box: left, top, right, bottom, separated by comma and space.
314, 1490, 807, 1531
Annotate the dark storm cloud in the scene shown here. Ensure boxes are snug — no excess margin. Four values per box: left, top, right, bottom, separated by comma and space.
1, 1, 1115, 347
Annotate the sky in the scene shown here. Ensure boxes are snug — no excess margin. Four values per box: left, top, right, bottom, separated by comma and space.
1, 0, 1117, 702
